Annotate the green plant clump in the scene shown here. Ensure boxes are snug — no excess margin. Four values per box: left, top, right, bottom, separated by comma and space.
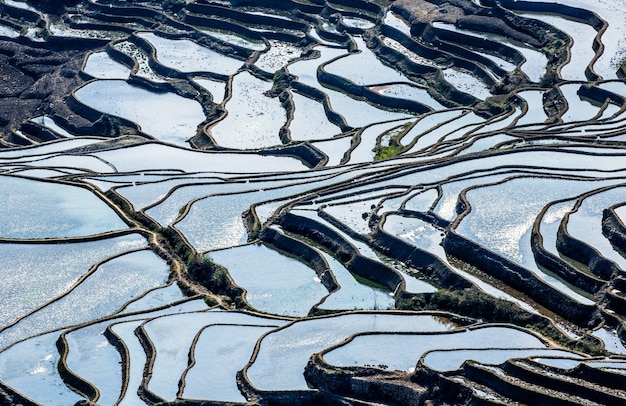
374, 144, 403, 161
398, 288, 603, 355
399, 288, 533, 323
161, 226, 193, 263
187, 255, 229, 291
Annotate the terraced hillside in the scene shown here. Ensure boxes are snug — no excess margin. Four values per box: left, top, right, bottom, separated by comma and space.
0, 0, 625, 404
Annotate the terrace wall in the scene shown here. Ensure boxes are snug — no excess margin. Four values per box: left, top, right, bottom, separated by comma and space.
304, 353, 427, 406
278, 213, 404, 293
370, 227, 472, 292
443, 231, 595, 325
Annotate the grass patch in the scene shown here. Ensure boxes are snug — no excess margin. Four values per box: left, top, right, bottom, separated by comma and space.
374, 144, 403, 161
352, 272, 391, 293
374, 123, 411, 161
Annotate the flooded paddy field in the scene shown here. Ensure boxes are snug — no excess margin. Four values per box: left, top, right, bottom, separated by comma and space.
0, 0, 625, 405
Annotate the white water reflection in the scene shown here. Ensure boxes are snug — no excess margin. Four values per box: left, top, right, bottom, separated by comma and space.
75, 80, 205, 145
209, 71, 285, 149
209, 244, 328, 316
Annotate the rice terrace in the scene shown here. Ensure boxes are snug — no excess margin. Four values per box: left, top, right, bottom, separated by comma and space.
0, 0, 626, 404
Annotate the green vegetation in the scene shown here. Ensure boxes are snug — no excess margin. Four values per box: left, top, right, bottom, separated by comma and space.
351, 272, 390, 293
97, 115, 123, 138
187, 253, 248, 309
160, 226, 193, 263
374, 129, 405, 160
269, 68, 293, 97
273, 70, 286, 82
399, 288, 532, 324
543, 39, 565, 55
103, 189, 162, 232
187, 254, 229, 291
482, 97, 509, 115
539, 69, 559, 88
398, 287, 604, 355
154, 223, 246, 307
374, 144, 403, 161
103, 189, 245, 307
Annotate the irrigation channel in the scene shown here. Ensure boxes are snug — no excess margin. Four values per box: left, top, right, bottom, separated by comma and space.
0, 0, 626, 404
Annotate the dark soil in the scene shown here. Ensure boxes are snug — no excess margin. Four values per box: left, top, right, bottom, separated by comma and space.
0, 39, 100, 145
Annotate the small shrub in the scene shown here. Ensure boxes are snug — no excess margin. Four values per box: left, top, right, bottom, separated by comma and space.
539, 69, 558, 88
374, 144, 403, 161
161, 226, 193, 263
212, 266, 229, 290
273, 70, 285, 82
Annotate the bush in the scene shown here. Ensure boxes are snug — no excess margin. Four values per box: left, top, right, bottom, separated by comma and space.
187, 255, 230, 291
374, 144, 403, 161
187, 254, 240, 298
161, 226, 193, 263
539, 69, 559, 88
